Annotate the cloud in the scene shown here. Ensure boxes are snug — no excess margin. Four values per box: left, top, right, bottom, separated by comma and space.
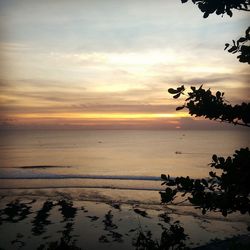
0, 0, 248, 129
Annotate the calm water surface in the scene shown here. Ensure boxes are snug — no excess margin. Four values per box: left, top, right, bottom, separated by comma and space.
0, 129, 249, 200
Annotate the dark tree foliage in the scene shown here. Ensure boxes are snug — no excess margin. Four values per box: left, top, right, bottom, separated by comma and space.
160, 148, 250, 217
159, 0, 250, 241
168, 85, 250, 127
163, 85, 250, 217
225, 27, 250, 64
181, 1, 250, 64
181, 0, 250, 18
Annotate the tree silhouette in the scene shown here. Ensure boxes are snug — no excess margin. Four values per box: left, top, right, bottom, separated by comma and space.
225, 26, 250, 64
181, 0, 250, 18
160, 0, 250, 220
161, 85, 250, 217
168, 85, 250, 127
136, 2, 249, 248
161, 147, 250, 217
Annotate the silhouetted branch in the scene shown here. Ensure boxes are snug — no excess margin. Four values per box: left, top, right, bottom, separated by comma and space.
181, 0, 250, 18
160, 148, 250, 216
225, 27, 250, 64
168, 85, 250, 127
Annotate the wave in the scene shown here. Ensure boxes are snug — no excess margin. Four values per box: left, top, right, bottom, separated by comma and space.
0, 185, 163, 191
0, 172, 162, 181
0, 165, 72, 169
20, 165, 72, 169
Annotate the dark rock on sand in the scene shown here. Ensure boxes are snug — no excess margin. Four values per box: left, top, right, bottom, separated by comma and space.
86, 215, 99, 221
1, 200, 32, 223
133, 208, 149, 218
32, 200, 54, 235
58, 200, 77, 221
103, 210, 117, 230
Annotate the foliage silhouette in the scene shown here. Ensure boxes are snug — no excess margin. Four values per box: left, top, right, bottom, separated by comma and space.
160, 0, 250, 233
165, 84, 250, 217
160, 147, 250, 216
181, 0, 250, 18
181, 1, 250, 64
168, 85, 250, 127
225, 26, 250, 64
163, 45, 250, 218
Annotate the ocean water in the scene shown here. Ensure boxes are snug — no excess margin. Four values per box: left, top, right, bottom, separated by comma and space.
0, 129, 249, 202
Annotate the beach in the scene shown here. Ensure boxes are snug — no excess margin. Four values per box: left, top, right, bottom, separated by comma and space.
1, 0, 249, 248
0, 192, 249, 250
0, 129, 249, 249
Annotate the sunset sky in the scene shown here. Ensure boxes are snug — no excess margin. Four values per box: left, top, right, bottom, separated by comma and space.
0, 0, 249, 129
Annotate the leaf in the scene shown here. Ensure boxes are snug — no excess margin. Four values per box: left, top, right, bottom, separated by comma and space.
209, 171, 216, 177
177, 85, 185, 92
173, 93, 181, 99
203, 12, 209, 18
181, 0, 188, 3
218, 157, 225, 164
161, 174, 167, 180
201, 179, 208, 187
216, 91, 221, 99
168, 88, 179, 94
212, 154, 218, 162
228, 46, 237, 53
226, 9, 232, 17
160, 188, 176, 203
246, 27, 250, 37
176, 106, 185, 111
224, 43, 230, 50
237, 37, 247, 43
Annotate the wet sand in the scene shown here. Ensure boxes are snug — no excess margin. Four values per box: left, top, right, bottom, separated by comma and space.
0, 192, 249, 250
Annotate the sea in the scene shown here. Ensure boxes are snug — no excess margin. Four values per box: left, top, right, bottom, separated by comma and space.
0, 129, 249, 203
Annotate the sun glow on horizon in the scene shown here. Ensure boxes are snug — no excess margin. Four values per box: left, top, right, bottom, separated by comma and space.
13, 112, 189, 120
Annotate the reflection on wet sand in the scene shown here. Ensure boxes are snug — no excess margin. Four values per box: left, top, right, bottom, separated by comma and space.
0, 197, 249, 250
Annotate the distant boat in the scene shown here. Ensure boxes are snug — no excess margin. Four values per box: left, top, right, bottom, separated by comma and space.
98, 141, 103, 143
175, 151, 182, 154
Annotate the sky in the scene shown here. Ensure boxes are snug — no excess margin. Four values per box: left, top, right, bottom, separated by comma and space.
0, 0, 249, 129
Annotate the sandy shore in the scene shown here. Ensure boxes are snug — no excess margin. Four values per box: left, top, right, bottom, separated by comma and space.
0, 192, 249, 250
